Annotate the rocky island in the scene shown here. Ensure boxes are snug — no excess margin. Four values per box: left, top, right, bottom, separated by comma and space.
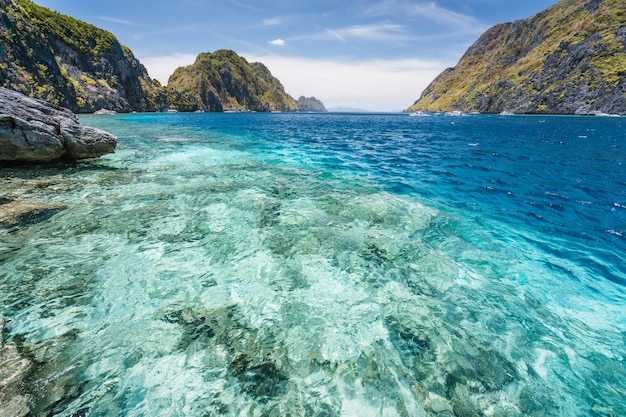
408, 0, 626, 115
297, 96, 328, 112
167, 50, 299, 112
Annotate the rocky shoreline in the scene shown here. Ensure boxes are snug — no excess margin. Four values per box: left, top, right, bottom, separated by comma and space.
0, 88, 117, 164
0, 74, 118, 417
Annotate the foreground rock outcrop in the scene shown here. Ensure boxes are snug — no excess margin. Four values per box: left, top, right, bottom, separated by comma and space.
167, 50, 299, 112
408, 0, 626, 115
0, 0, 169, 113
0, 88, 116, 162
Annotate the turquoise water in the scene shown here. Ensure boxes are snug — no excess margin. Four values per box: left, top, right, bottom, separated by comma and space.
1, 112, 624, 416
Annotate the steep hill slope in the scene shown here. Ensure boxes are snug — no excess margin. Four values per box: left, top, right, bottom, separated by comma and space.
167, 50, 298, 112
0, 0, 168, 113
408, 0, 626, 115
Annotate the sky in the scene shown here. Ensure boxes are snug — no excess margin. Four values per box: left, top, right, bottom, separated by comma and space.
33, 0, 557, 111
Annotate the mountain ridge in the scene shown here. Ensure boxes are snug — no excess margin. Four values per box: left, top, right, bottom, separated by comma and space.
408, 0, 626, 115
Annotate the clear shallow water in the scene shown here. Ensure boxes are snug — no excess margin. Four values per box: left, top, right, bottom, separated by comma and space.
1, 112, 624, 416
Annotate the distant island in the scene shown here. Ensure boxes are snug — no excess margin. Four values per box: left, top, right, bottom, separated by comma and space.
0, 0, 326, 113
407, 0, 626, 115
296, 96, 327, 112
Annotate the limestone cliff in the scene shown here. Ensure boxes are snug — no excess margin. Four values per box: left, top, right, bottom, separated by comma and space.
0, 0, 169, 113
408, 0, 626, 115
167, 50, 298, 112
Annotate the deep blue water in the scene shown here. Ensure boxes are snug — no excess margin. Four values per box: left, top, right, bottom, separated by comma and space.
1, 112, 624, 416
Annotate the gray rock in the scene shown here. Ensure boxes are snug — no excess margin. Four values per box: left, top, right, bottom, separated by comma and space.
0, 88, 116, 163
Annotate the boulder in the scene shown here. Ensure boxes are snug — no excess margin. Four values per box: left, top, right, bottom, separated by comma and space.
0, 88, 116, 163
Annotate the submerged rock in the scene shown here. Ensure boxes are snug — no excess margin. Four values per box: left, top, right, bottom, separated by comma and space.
0, 317, 32, 417
0, 88, 117, 163
0, 199, 66, 228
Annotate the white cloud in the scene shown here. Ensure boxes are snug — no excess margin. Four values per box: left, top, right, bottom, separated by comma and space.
262, 17, 285, 27
228, 0, 262, 12
313, 23, 410, 42
98, 16, 133, 26
269, 38, 287, 46
406, 2, 482, 30
364, 1, 484, 32
242, 54, 449, 111
139, 53, 198, 85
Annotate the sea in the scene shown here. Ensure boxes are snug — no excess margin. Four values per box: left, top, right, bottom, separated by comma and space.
1, 112, 624, 417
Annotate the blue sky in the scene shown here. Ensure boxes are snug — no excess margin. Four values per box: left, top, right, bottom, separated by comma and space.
33, 0, 557, 111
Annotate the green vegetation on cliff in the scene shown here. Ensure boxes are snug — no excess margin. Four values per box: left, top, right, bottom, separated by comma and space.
0, 0, 168, 112
0, 1, 326, 114
408, 0, 626, 115
167, 50, 298, 112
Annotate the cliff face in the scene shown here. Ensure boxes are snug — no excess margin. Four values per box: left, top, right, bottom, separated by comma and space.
0, 0, 169, 113
408, 0, 626, 115
167, 50, 298, 112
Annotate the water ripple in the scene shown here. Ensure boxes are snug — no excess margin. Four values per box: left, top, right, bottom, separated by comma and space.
0, 112, 623, 416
